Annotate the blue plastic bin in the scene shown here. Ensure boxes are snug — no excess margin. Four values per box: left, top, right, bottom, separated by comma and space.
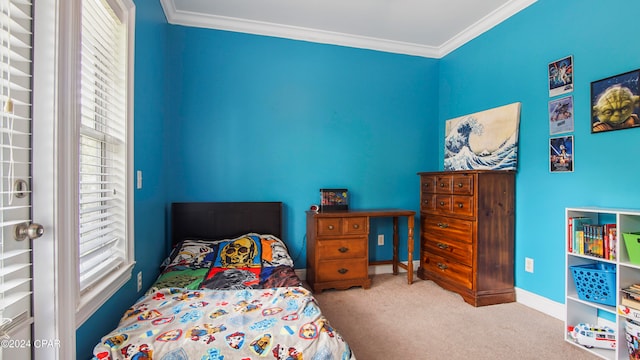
570, 263, 616, 306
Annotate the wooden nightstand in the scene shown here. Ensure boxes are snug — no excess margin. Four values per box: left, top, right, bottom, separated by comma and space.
306, 209, 415, 293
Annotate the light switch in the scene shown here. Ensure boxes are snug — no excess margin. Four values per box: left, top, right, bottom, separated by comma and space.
136, 170, 142, 189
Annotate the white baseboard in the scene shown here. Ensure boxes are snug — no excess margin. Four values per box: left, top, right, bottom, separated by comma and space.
515, 287, 564, 321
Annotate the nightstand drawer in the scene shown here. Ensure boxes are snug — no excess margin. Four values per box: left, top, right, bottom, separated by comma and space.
422, 252, 472, 289
317, 238, 367, 260
317, 217, 367, 236
316, 259, 367, 282
422, 215, 473, 243
423, 236, 472, 266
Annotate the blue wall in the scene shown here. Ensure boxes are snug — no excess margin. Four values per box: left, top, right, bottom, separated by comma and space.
439, 0, 640, 303
164, 27, 440, 265
80, 0, 640, 355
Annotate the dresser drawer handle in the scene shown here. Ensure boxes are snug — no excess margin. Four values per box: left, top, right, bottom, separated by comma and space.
439, 201, 445, 206
439, 183, 445, 187
338, 247, 349, 253
327, 225, 334, 230
423, 200, 429, 204
437, 222, 449, 228
457, 182, 463, 188
437, 263, 448, 270
436, 242, 449, 250
457, 203, 464, 208
338, 268, 348, 274
352, 224, 359, 229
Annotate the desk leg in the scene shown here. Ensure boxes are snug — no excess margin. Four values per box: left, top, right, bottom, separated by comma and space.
392, 217, 399, 275
407, 215, 414, 284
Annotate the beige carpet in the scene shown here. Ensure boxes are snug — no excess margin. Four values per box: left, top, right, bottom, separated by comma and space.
312, 274, 600, 359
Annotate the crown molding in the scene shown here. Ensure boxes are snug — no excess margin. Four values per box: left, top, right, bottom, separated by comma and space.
160, 0, 536, 59
439, 0, 537, 57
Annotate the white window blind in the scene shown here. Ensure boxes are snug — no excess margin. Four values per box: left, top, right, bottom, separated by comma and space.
78, 0, 129, 294
0, 0, 33, 330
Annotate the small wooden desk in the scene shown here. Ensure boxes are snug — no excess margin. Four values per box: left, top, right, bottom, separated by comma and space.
306, 209, 416, 292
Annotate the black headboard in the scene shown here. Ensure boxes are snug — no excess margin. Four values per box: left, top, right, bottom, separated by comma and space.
171, 202, 283, 246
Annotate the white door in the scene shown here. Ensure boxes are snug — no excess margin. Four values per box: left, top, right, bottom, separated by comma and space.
0, 0, 38, 358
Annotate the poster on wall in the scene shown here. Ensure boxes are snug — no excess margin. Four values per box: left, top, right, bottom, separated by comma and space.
548, 55, 573, 97
591, 68, 640, 133
549, 135, 573, 173
443, 102, 521, 171
548, 96, 574, 135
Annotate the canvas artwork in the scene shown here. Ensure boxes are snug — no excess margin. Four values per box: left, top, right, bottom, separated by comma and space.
444, 102, 521, 171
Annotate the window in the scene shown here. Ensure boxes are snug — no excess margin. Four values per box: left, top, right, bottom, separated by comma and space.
75, 0, 135, 325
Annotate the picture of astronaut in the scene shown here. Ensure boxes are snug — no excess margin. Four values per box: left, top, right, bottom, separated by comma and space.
549, 55, 573, 97
591, 69, 640, 133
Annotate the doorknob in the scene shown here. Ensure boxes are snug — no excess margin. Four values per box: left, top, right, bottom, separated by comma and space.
14, 222, 44, 241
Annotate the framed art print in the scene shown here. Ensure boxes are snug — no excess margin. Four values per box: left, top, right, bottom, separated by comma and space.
549, 96, 574, 135
550, 135, 573, 173
548, 55, 573, 97
591, 68, 640, 133
443, 102, 521, 171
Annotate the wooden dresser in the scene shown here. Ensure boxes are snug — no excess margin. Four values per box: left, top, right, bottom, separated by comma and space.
306, 211, 371, 292
417, 170, 515, 306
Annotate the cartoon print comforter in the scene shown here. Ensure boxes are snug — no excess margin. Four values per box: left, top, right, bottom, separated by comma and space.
92, 286, 355, 360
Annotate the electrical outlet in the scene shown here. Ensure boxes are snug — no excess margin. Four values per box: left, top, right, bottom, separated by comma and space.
137, 271, 143, 291
377, 234, 384, 246
525, 257, 534, 273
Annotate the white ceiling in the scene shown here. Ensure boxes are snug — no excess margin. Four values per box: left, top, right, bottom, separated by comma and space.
160, 0, 537, 58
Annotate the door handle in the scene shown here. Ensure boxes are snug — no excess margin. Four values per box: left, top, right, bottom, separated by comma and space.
14, 222, 44, 241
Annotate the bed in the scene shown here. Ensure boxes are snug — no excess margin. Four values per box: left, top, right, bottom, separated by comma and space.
92, 202, 355, 360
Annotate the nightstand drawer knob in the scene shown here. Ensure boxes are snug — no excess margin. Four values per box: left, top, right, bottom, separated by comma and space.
352, 224, 359, 229
327, 225, 334, 230
338, 247, 349, 253
457, 203, 463, 208
437, 263, 448, 270
338, 268, 348, 274
437, 222, 449, 228
436, 242, 449, 250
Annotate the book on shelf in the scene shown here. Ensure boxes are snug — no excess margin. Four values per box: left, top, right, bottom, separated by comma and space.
621, 285, 640, 310
567, 216, 616, 260
568, 217, 592, 255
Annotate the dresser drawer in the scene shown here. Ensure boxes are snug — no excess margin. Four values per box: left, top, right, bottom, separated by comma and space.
450, 195, 474, 217
423, 235, 472, 266
420, 193, 436, 212
451, 174, 474, 195
422, 252, 472, 289
316, 259, 368, 282
317, 216, 368, 236
317, 238, 367, 260
435, 175, 453, 193
422, 215, 473, 243
421, 175, 437, 193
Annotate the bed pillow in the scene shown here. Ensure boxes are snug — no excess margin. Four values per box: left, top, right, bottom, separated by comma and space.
200, 234, 263, 290
260, 234, 294, 268
162, 239, 219, 270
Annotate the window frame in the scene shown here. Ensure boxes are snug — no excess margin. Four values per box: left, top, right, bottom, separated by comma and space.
69, 0, 136, 328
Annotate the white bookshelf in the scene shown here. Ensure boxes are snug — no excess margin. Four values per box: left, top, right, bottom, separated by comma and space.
565, 207, 640, 359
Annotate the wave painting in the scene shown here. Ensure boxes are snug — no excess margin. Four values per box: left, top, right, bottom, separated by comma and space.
444, 102, 521, 171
